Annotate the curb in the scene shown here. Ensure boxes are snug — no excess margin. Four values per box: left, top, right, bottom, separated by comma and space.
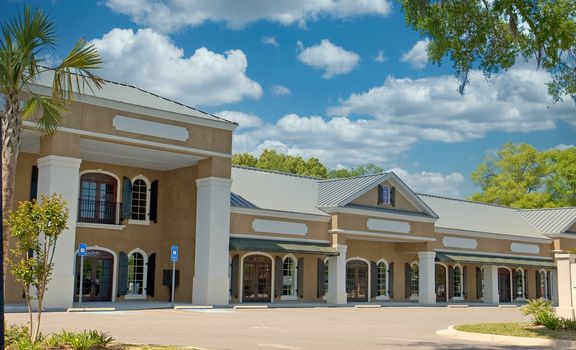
436, 325, 576, 348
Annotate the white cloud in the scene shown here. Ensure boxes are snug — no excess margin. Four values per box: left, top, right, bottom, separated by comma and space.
91, 28, 262, 106
297, 39, 360, 79
106, 0, 391, 32
216, 110, 263, 129
374, 49, 387, 63
554, 144, 575, 150
388, 168, 465, 198
401, 39, 429, 69
231, 67, 574, 169
262, 36, 279, 48
271, 85, 291, 96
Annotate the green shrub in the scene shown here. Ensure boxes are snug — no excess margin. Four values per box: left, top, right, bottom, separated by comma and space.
5, 324, 29, 346
45, 329, 114, 350
536, 312, 562, 330
560, 317, 576, 331
521, 298, 555, 325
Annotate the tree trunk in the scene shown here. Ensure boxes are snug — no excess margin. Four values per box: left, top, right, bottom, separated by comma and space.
2, 93, 23, 279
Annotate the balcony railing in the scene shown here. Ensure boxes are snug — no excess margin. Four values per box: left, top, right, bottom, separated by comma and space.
77, 199, 121, 225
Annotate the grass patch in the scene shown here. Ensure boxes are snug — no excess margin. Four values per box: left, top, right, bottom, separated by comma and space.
119, 346, 197, 350
455, 323, 576, 341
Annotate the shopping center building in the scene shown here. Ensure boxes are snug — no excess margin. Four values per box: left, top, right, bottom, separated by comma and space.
7, 72, 576, 309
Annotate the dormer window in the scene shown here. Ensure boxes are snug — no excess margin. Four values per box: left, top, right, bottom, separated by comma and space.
378, 185, 390, 205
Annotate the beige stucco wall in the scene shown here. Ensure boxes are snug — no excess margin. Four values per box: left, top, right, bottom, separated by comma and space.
230, 213, 329, 241
330, 212, 435, 239
351, 180, 420, 212
430, 233, 552, 258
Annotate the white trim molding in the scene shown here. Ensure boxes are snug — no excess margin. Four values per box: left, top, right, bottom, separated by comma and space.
77, 223, 126, 231
230, 233, 329, 244
435, 227, 552, 244
113, 115, 189, 142
367, 218, 410, 234
252, 219, 308, 236
329, 229, 436, 242
442, 236, 478, 250
230, 207, 330, 222
510, 243, 540, 254
320, 206, 437, 223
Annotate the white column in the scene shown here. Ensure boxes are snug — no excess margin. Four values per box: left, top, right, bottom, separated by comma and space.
327, 244, 347, 305
556, 254, 575, 318
37, 155, 82, 309
192, 177, 232, 305
418, 251, 436, 304
483, 265, 499, 304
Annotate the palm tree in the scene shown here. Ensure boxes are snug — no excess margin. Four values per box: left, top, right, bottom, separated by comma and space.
1, 6, 103, 346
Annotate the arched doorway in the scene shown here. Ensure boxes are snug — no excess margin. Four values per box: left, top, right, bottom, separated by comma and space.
346, 260, 369, 302
242, 255, 272, 302
75, 249, 114, 302
435, 264, 447, 302
498, 268, 512, 303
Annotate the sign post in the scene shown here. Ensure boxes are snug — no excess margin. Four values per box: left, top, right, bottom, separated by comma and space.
78, 243, 87, 305
170, 245, 178, 307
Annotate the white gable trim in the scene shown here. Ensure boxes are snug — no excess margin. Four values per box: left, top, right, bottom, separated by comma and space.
319, 206, 437, 223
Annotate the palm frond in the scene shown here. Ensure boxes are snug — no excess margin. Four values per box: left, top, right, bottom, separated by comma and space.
22, 94, 66, 134
53, 38, 103, 102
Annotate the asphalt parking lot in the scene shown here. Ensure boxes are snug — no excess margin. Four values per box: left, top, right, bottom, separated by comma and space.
6, 306, 552, 349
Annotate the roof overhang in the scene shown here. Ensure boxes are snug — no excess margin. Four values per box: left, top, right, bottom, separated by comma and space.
229, 237, 338, 256
436, 252, 556, 268
436, 227, 552, 244
320, 206, 437, 223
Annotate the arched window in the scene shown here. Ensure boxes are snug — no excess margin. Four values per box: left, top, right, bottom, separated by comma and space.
79, 172, 118, 224
453, 265, 463, 298
130, 176, 150, 223
127, 250, 147, 297
282, 257, 296, 297
377, 261, 388, 297
539, 270, 548, 299
515, 268, 525, 300
324, 259, 329, 296
410, 262, 419, 297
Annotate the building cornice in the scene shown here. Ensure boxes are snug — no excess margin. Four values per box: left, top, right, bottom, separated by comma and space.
320, 206, 437, 223
435, 227, 552, 244
230, 207, 330, 222
329, 228, 436, 242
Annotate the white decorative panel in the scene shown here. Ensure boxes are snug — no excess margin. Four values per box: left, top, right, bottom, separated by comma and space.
511, 243, 540, 254
113, 115, 189, 141
367, 218, 410, 234
442, 236, 478, 249
252, 219, 308, 236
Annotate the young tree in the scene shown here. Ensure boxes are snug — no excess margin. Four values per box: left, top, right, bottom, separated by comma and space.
7, 194, 69, 343
402, 0, 576, 102
1, 7, 103, 344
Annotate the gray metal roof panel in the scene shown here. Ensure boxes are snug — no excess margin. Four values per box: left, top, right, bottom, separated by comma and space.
230, 192, 258, 209
317, 174, 388, 207
518, 208, 576, 235
418, 194, 549, 240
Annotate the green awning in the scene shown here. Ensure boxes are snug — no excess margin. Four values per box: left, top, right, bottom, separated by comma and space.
230, 237, 339, 256
436, 252, 556, 268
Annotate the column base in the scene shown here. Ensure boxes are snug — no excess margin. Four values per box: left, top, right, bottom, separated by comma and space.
192, 276, 230, 305
43, 274, 74, 309
327, 291, 347, 305
418, 294, 436, 304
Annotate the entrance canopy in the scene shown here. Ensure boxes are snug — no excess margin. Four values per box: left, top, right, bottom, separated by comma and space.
230, 237, 339, 256
436, 252, 556, 268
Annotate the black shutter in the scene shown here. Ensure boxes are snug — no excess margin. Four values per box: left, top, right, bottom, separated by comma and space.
146, 253, 156, 297
150, 180, 158, 223
405, 263, 412, 299
29, 165, 39, 201
535, 271, 541, 298
297, 257, 304, 298
122, 177, 132, 220
547, 271, 552, 300
275, 257, 283, 298
377, 185, 383, 204
524, 271, 528, 299
448, 266, 455, 299
390, 187, 396, 207
231, 255, 240, 298
317, 258, 325, 298
388, 263, 394, 298
463, 267, 468, 299
118, 251, 128, 296
476, 267, 482, 299
370, 261, 378, 299
512, 270, 518, 300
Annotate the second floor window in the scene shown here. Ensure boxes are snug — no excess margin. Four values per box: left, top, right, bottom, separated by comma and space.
378, 185, 390, 205
131, 178, 148, 221
79, 173, 117, 224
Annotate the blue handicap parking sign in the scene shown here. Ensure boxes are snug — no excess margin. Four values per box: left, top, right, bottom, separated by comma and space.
171, 245, 179, 262
79, 243, 87, 256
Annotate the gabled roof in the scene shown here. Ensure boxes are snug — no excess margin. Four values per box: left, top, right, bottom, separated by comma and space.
518, 207, 576, 235
231, 167, 327, 216
317, 172, 438, 218
418, 194, 549, 240
29, 69, 236, 130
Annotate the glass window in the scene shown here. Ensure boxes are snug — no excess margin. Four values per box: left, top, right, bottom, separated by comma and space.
377, 262, 388, 296
540, 270, 547, 298
131, 178, 148, 221
379, 186, 390, 204
453, 266, 462, 298
516, 269, 524, 298
282, 257, 296, 296
128, 252, 145, 295
411, 263, 419, 297
324, 260, 329, 295
79, 173, 117, 224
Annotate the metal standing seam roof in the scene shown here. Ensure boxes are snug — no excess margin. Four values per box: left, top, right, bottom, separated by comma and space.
436, 252, 556, 268
30, 69, 235, 126
518, 207, 576, 235
418, 194, 550, 240
317, 173, 389, 207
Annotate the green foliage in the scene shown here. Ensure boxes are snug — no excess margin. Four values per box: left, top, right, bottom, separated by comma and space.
5, 324, 35, 348
560, 317, 576, 331
44, 330, 114, 350
232, 149, 384, 179
401, 0, 576, 103
469, 143, 576, 208
521, 298, 555, 325
6, 194, 70, 343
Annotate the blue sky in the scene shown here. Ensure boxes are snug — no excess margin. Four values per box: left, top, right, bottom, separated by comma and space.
3, 0, 575, 198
